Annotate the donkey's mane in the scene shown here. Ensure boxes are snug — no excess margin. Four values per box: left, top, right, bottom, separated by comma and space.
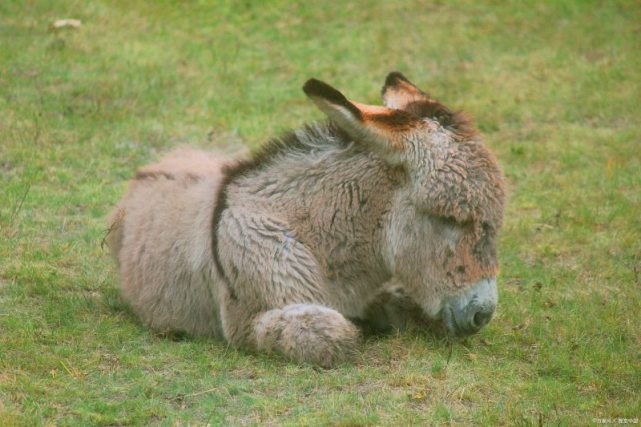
218, 120, 353, 192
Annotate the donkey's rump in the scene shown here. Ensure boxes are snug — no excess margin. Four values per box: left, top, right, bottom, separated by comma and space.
107, 148, 230, 337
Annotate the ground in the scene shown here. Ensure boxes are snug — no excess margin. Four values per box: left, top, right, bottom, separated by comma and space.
1, 0, 640, 425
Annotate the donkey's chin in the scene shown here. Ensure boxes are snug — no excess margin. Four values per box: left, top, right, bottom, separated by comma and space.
440, 277, 498, 337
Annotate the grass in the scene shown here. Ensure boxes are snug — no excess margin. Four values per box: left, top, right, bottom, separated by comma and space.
1, 0, 640, 424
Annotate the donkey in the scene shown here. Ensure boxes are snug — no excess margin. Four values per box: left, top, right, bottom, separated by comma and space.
106, 72, 506, 368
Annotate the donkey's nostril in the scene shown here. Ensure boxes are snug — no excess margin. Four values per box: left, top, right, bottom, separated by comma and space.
444, 278, 498, 337
472, 309, 492, 329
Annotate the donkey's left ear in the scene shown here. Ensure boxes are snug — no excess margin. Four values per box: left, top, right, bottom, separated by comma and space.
381, 71, 430, 110
303, 78, 421, 162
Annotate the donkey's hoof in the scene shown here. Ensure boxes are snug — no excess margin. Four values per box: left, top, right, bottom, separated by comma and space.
255, 304, 359, 368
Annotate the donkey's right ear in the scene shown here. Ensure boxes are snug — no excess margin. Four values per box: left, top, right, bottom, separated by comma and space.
381, 71, 430, 110
303, 78, 421, 162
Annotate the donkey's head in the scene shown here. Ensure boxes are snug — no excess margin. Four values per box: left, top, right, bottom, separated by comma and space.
303, 73, 506, 337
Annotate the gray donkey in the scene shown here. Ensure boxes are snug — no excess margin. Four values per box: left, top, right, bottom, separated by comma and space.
106, 72, 506, 368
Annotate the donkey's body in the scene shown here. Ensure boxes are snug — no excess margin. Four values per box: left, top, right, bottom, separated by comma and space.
108, 73, 505, 367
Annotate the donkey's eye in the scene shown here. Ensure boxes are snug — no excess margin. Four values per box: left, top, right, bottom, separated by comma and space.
437, 216, 459, 226
434, 215, 473, 229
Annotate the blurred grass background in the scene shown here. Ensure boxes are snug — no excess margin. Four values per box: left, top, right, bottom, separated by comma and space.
1, 0, 640, 425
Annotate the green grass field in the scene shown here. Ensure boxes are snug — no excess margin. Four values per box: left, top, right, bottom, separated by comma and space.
2, 0, 640, 425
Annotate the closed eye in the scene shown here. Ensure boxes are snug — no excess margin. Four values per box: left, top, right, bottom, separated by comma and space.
434, 215, 473, 229
439, 215, 458, 226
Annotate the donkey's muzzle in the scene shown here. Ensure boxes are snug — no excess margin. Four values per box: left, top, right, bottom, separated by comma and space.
442, 278, 497, 337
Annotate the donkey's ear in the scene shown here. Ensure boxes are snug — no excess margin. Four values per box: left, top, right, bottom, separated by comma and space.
303, 78, 420, 160
381, 71, 430, 110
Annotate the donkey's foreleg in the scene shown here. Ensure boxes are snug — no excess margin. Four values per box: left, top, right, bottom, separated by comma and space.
217, 212, 359, 367
220, 293, 359, 368
254, 304, 359, 367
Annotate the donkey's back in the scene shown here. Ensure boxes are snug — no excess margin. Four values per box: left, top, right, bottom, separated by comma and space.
107, 148, 230, 337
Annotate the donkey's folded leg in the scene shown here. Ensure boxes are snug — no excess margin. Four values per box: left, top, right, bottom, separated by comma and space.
219, 289, 359, 368
217, 212, 359, 366
253, 304, 359, 368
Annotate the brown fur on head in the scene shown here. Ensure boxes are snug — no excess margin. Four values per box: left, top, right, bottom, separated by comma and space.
382, 71, 477, 138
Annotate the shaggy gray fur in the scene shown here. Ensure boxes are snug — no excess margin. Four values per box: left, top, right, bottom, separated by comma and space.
107, 73, 505, 368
